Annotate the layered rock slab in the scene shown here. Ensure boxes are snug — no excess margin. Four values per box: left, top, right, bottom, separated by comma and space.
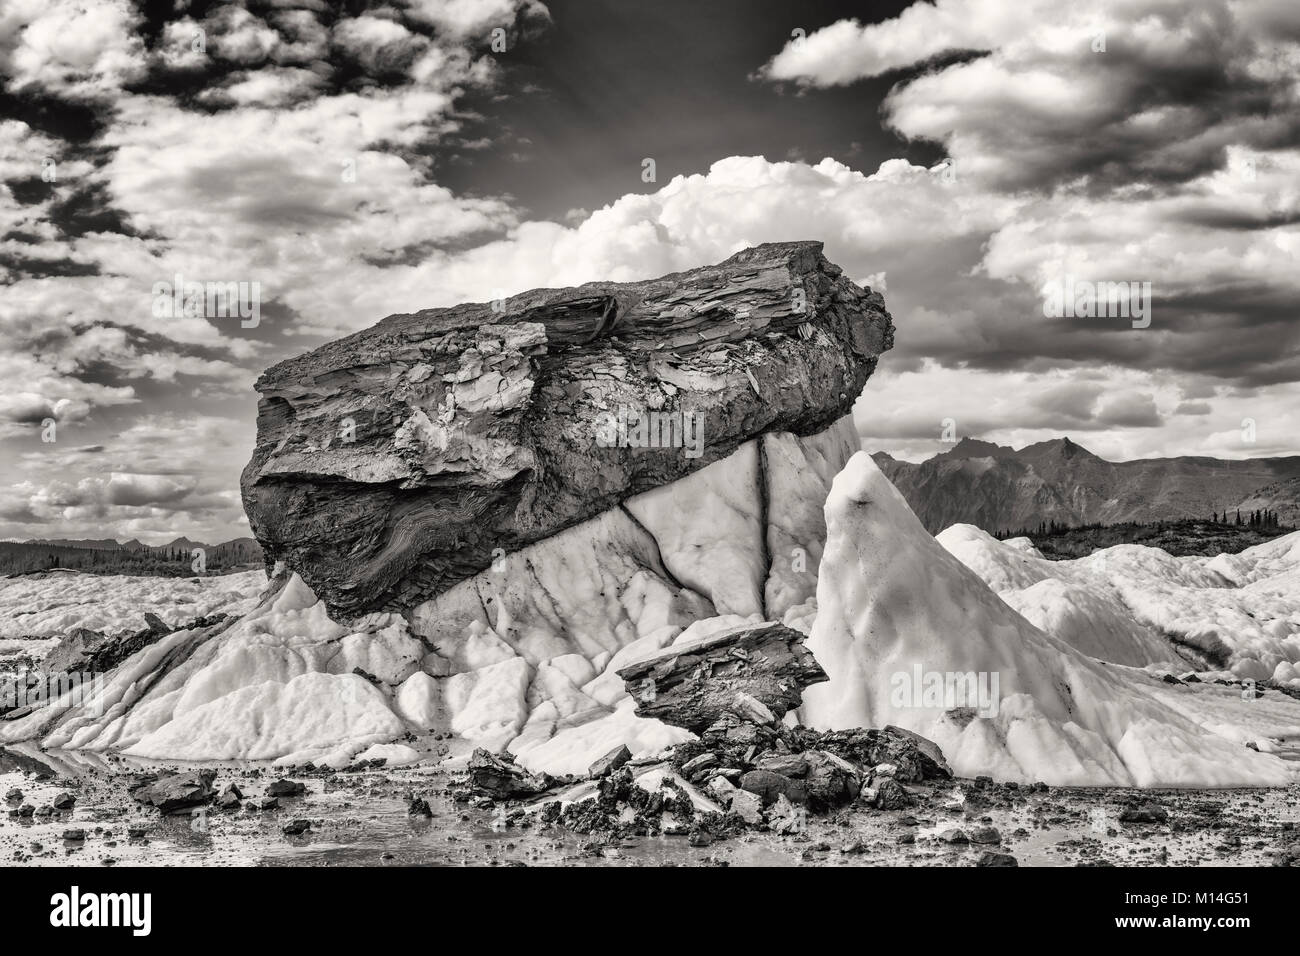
241, 241, 892, 618
617, 621, 828, 733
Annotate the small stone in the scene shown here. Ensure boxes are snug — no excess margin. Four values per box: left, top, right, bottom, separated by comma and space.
739, 769, 790, 806
873, 778, 915, 810
728, 789, 763, 825
1119, 804, 1168, 825
588, 744, 632, 779
969, 825, 1002, 845
62, 829, 85, 841
408, 796, 433, 818
51, 791, 76, 811
976, 851, 1018, 867
266, 779, 307, 798
732, 691, 776, 725
680, 753, 718, 775
757, 754, 809, 777
940, 829, 969, 844
706, 775, 739, 805
282, 819, 312, 835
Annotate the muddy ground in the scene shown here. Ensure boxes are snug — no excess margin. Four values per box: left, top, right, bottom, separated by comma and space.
3, 744, 1297, 867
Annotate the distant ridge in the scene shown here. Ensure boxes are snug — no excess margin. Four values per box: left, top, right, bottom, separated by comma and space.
874, 437, 1300, 534
15, 535, 244, 551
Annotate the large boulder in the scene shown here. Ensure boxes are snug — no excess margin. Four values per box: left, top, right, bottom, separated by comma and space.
241, 241, 892, 619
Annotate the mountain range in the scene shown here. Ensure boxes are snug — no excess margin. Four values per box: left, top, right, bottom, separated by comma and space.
873, 437, 1300, 535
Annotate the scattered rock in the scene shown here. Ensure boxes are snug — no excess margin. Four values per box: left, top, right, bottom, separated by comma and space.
266, 779, 307, 798
1119, 804, 1169, 825
797, 726, 951, 782
588, 744, 632, 779
687, 830, 714, 848
977, 851, 1018, 867
51, 792, 76, 811
62, 829, 85, 842
129, 770, 216, 814
739, 769, 791, 806
41, 627, 107, 674
728, 789, 763, 825
467, 749, 550, 799
873, 777, 915, 811
757, 754, 808, 777
282, 819, 311, 835
408, 796, 433, 818
969, 825, 1002, 845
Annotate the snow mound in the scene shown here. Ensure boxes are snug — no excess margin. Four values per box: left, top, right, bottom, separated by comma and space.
122, 672, 404, 763
801, 453, 1292, 787
937, 525, 1300, 678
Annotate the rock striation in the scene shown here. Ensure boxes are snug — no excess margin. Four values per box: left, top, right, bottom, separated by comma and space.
617, 621, 827, 733
241, 242, 892, 618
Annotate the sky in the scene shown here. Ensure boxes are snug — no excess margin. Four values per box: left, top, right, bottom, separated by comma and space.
1, 0, 1298, 544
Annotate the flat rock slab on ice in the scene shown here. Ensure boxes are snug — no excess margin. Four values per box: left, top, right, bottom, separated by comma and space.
616, 621, 829, 733
241, 241, 892, 618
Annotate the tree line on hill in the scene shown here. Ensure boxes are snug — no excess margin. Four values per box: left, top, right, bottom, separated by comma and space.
0, 538, 263, 577
991, 515, 1297, 560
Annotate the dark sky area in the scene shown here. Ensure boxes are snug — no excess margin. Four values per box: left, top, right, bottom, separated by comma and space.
436, 0, 936, 219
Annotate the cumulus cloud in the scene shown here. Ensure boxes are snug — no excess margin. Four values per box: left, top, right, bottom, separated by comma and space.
2, 0, 1297, 540
0, 0, 546, 538
761, 0, 1300, 191
0, 0, 146, 99
1, 414, 253, 541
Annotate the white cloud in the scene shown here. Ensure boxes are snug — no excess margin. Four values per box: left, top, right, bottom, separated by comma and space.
761, 0, 1300, 191
0, 0, 146, 99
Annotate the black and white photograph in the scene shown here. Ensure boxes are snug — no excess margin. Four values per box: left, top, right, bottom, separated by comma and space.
0, 0, 1298, 922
